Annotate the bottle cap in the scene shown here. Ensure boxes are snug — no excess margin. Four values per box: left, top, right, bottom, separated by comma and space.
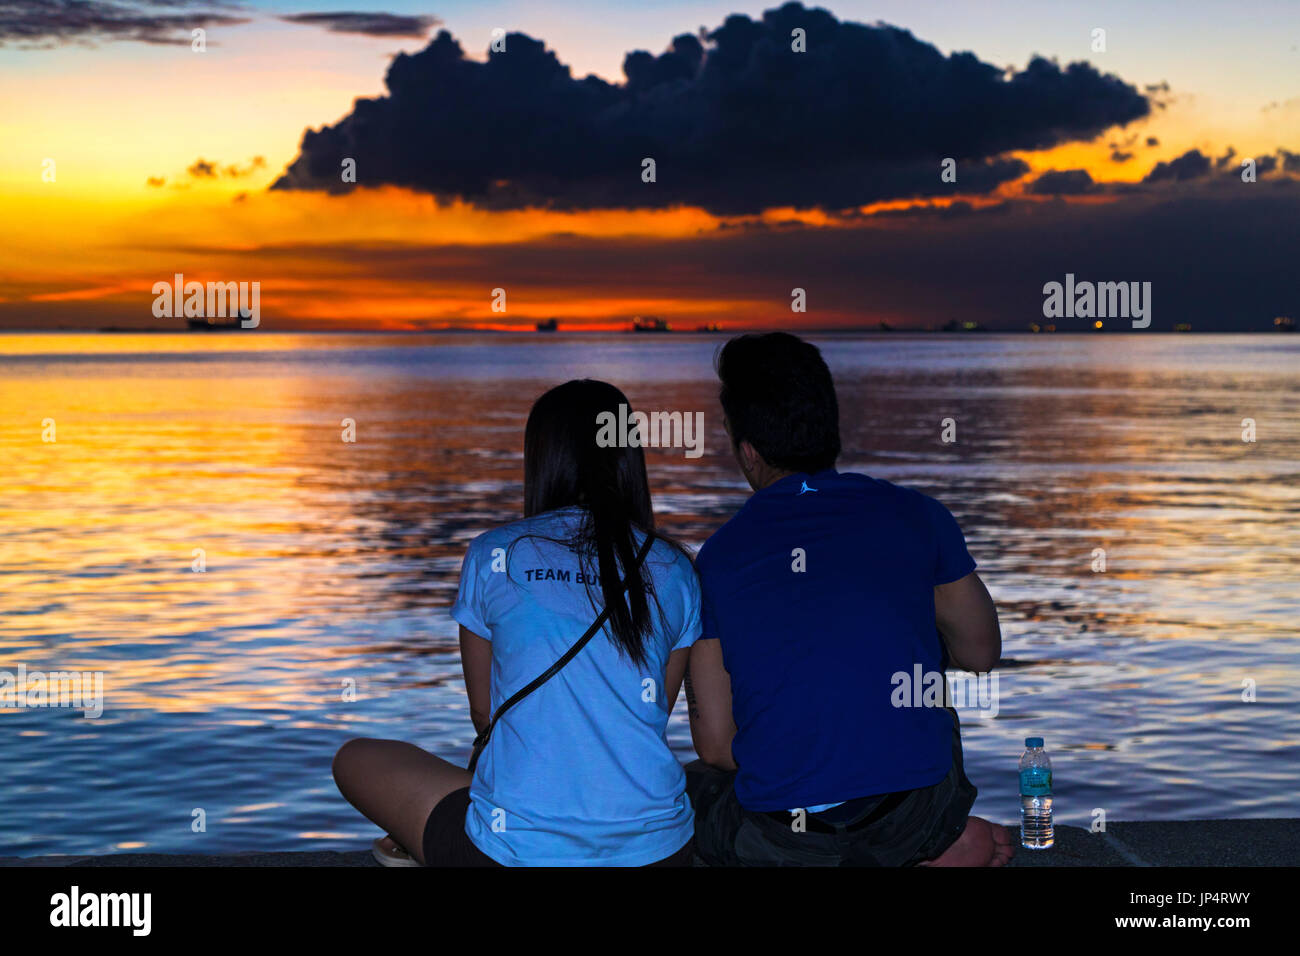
1025, 736, 1044, 748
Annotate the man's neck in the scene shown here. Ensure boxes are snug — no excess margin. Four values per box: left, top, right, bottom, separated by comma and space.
753, 468, 796, 491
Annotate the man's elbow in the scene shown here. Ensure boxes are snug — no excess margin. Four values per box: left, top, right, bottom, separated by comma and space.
962, 651, 999, 674
961, 633, 1002, 673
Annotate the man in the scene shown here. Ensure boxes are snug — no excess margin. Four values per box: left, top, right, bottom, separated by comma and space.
685, 332, 1014, 866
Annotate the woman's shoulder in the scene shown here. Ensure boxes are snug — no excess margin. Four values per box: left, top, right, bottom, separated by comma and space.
457, 524, 531, 577
643, 532, 698, 586
467, 508, 579, 550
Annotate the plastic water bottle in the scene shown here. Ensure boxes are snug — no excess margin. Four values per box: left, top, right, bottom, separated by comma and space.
1019, 736, 1054, 849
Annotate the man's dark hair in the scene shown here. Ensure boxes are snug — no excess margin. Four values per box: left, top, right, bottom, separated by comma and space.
716, 332, 841, 473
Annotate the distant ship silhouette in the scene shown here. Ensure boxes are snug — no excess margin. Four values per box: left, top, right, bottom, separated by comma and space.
187, 311, 249, 330
632, 316, 671, 333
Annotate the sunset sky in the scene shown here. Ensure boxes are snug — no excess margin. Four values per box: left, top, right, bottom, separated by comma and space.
2, 0, 1297, 331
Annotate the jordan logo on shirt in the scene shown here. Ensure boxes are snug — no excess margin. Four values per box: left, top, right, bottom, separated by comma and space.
798, 481, 818, 495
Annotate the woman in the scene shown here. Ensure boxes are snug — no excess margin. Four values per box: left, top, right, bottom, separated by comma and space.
333, 380, 702, 866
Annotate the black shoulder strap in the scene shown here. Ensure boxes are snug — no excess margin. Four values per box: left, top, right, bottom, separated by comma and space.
467, 531, 656, 774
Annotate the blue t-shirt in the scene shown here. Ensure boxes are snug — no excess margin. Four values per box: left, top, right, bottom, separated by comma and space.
695, 469, 976, 812
451, 506, 701, 866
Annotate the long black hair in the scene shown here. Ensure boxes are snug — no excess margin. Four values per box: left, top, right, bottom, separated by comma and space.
523, 380, 658, 667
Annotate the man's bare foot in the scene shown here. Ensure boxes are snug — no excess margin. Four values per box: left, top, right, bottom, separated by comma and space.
916, 816, 1016, 867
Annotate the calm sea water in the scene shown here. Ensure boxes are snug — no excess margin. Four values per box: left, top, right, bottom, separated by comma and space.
1, 331, 1297, 856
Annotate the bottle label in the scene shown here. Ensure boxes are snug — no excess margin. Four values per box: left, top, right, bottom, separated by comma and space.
1019, 768, 1052, 796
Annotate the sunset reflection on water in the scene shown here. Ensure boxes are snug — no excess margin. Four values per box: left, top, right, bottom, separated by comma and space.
2, 332, 1297, 855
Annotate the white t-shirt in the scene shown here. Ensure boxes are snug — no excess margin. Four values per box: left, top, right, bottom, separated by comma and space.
451, 506, 702, 866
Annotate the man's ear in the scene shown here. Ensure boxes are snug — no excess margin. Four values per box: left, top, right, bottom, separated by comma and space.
738, 440, 760, 472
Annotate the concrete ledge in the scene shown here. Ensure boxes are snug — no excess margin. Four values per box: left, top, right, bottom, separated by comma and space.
3, 820, 1295, 867
1, 850, 376, 867
1000, 819, 1298, 867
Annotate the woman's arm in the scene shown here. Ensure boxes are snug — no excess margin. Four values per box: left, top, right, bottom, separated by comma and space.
664, 647, 690, 716
685, 638, 738, 770
459, 625, 492, 735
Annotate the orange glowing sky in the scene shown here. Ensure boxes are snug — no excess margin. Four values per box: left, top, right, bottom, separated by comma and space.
2, 1, 1297, 331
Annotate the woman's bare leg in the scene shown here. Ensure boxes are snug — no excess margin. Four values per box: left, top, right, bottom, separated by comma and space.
332, 738, 472, 865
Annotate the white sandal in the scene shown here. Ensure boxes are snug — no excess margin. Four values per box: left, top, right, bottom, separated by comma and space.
372, 836, 420, 867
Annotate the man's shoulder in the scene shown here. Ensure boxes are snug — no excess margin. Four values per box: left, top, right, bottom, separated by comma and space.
797, 472, 952, 543
832, 472, 936, 513
845, 477, 966, 552
696, 475, 947, 564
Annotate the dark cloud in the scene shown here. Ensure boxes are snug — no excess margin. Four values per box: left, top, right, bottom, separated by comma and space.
0, 0, 249, 47
860, 199, 1013, 221
1143, 81, 1172, 111
272, 2, 1150, 213
222, 155, 266, 177
183, 155, 265, 179
1027, 169, 1095, 195
279, 12, 440, 39
1111, 147, 1300, 192
1252, 154, 1278, 175
1138, 147, 1300, 186
1144, 149, 1212, 183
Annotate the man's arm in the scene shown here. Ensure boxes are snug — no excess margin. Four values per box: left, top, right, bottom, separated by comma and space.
934, 571, 1001, 673
459, 625, 492, 734
685, 638, 738, 770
